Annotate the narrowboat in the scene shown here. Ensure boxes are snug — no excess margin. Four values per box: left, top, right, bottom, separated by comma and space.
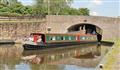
23, 33, 98, 50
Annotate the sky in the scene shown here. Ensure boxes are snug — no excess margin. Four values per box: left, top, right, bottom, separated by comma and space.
18, 0, 120, 17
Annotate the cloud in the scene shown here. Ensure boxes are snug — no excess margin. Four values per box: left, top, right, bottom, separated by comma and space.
90, 11, 98, 16
91, 0, 103, 5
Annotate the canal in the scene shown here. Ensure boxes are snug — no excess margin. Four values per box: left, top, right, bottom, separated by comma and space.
0, 43, 113, 70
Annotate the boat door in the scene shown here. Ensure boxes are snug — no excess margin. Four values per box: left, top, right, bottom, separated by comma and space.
32, 33, 44, 44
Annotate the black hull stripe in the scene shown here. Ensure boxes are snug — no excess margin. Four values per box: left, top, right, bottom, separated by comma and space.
23, 41, 98, 50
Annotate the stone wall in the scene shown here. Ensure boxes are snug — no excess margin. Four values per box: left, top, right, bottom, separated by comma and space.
0, 15, 119, 41
0, 17, 47, 41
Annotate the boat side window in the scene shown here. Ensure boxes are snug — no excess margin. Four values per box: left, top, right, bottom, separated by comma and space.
47, 36, 52, 41
69, 36, 71, 40
64, 36, 68, 40
49, 36, 53, 40
90, 36, 92, 40
56, 36, 59, 40
92, 36, 95, 40
89, 37, 91, 40
87, 37, 89, 40
61, 36, 65, 40
52, 36, 56, 41
63, 36, 65, 40
82, 36, 86, 40
80, 36, 85, 40
91, 36, 93, 40
72, 36, 76, 40
69, 36, 76, 40
76, 36, 78, 40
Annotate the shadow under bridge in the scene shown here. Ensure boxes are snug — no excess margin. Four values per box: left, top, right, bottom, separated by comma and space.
67, 23, 103, 42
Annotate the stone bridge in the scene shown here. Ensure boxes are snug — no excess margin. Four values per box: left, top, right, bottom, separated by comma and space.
0, 15, 119, 41
46, 15, 120, 40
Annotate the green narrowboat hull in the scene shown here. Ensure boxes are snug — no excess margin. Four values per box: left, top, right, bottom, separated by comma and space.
23, 33, 98, 50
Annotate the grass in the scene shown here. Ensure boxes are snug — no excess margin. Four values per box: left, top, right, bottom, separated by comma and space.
103, 47, 119, 70
98, 39, 120, 70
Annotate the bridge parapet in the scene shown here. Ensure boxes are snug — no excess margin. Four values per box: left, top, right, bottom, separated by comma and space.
0, 15, 119, 41
0, 16, 46, 22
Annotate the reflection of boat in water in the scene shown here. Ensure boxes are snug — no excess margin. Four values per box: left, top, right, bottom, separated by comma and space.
23, 33, 98, 50
21, 44, 101, 64
21, 55, 44, 64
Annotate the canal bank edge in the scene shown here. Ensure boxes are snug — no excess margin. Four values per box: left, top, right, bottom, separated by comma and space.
95, 40, 120, 70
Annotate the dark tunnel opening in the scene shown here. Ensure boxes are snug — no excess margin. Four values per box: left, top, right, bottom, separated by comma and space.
67, 23, 102, 42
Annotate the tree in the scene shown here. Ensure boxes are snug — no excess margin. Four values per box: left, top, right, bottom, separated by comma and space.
0, 0, 18, 6
34, 0, 73, 15
0, 0, 35, 16
77, 8, 89, 16
48, 0, 73, 15
34, 0, 89, 15
0, 0, 90, 16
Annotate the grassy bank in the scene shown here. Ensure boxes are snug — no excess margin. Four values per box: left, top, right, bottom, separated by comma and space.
96, 39, 120, 70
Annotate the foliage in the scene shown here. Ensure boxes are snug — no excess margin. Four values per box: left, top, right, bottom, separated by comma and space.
34, 0, 73, 15
59, 7, 89, 15
0, 0, 90, 16
0, 1, 34, 16
77, 8, 89, 15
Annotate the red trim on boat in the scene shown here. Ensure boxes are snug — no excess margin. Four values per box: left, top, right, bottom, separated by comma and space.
33, 35, 37, 44
43, 35, 46, 44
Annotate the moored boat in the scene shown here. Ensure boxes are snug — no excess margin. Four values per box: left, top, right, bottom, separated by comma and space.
23, 33, 98, 50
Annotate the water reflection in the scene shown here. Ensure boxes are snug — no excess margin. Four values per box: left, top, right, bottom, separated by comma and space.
22, 44, 100, 64
0, 43, 112, 70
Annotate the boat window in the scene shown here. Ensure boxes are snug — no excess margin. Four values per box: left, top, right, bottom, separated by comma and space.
72, 36, 76, 40
82, 37, 85, 40
63, 37, 66, 40
47, 36, 53, 41
76, 36, 78, 40
61, 37, 63, 40
90, 36, 92, 40
56, 36, 61, 40
80, 36, 86, 40
61, 36, 65, 40
92, 36, 95, 40
86, 37, 89, 40
52, 36, 56, 40
69, 36, 71, 40
49, 37, 52, 40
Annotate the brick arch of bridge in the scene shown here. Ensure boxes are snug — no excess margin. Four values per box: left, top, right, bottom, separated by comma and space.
66, 23, 103, 41
46, 15, 119, 40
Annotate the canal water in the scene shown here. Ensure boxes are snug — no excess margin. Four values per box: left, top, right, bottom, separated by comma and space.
0, 43, 113, 70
